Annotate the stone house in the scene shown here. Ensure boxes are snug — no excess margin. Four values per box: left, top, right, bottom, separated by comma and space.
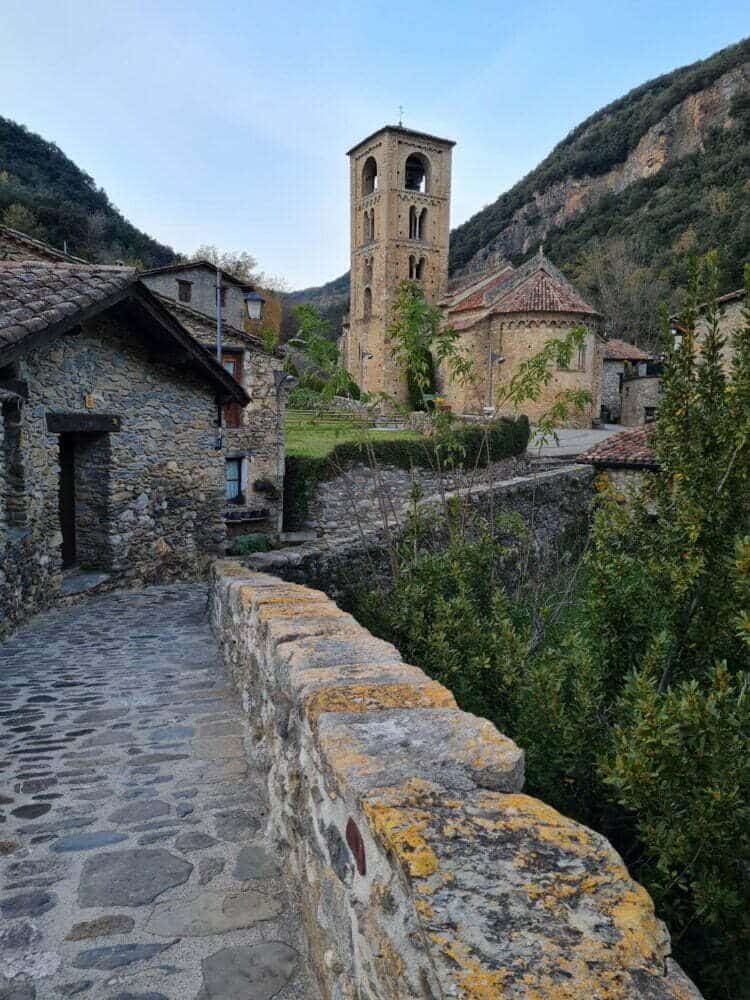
578, 424, 657, 502
672, 286, 746, 370
340, 125, 604, 427
601, 338, 651, 422
139, 260, 265, 334
439, 251, 605, 428
621, 362, 663, 426
139, 261, 289, 535
0, 258, 249, 635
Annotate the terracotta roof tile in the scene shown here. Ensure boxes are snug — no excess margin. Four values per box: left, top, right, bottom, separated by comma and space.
0, 262, 135, 356
578, 424, 657, 468
603, 339, 651, 361
487, 253, 599, 316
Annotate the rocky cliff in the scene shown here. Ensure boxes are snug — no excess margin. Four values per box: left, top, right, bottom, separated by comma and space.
456, 58, 749, 276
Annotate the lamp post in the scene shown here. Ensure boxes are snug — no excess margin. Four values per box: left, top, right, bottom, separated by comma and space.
486, 349, 505, 414
244, 290, 264, 322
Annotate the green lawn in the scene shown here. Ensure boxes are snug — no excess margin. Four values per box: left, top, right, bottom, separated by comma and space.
285, 412, 421, 458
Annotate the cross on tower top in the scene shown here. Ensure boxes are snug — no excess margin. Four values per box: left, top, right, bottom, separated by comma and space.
398, 105, 404, 127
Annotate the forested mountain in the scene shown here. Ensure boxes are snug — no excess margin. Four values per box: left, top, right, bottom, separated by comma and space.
291, 38, 750, 344
0, 116, 176, 267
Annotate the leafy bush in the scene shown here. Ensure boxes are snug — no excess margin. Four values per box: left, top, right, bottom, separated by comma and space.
283, 416, 530, 529
350, 256, 750, 999
229, 533, 269, 556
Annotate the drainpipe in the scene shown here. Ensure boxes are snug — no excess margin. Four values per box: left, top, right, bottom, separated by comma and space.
274, 371, 298, 534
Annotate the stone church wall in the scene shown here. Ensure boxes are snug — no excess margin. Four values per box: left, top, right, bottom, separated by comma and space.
0, 315, 226, 635
210, 560, 702, 1000
444, 313, 604, 428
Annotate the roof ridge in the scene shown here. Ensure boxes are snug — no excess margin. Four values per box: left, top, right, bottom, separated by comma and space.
0, 260, 135, 273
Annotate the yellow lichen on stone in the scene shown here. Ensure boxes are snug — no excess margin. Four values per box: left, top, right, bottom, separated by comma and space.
431, 934, 509, 999
363, 801, 440, 878
303, 680, 457, 722
608, 882, 670, 967
257, 601, 342, 623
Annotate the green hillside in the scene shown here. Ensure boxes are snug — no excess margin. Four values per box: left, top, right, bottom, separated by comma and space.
0, 116, 176, 267
449, 38, 750, 272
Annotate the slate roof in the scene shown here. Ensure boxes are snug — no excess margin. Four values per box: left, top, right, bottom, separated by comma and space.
0, 262, 136, 354
603, 338, 651, 361
156, 293, 282, 358
0, 261, 248, 402
0, 225, 87, 264
578, 424, 657, 468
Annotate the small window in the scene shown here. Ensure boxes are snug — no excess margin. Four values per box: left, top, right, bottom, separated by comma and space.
219, 287, 227, 308
177, 280, 192, 303
363, 287, 372, 320
225, 458, 243, 502
644, 406, 657, 423
577, 342, 586, 370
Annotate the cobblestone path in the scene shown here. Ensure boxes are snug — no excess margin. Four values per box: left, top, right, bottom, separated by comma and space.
0, 585, 315, 1000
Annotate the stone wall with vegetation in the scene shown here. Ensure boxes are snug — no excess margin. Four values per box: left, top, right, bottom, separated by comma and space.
0, 314, 226, 635
210, 560, 701, 1000
255, 465, 593, 606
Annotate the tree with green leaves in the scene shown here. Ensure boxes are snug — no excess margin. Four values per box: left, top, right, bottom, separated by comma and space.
387, 280, 473, 411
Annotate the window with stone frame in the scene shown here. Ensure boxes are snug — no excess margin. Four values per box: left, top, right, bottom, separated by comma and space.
225, 457, 243, 503
177, 280, 193, 303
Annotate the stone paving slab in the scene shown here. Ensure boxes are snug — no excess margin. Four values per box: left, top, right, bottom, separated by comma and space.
0, 584, 316, 1000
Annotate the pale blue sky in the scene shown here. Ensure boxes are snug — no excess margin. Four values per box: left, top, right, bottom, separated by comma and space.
2, 1, 747, 288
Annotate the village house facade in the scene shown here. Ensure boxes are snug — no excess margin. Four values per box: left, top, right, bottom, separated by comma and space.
0, 253, 249, 635
601, 338, 651, 422
339, 125, 604, 427
140, 261, 288, 534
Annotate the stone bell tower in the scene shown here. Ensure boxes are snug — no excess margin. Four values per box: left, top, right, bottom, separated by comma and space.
345, 125, 454, 402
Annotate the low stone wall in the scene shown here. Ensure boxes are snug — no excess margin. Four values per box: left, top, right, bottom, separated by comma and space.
210, 561, 701, 999
247, 465, 594, 606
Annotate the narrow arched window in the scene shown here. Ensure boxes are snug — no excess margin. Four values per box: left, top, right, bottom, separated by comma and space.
416, 257, 425, 280
363, 287, 372, 319
363, 212, 370, 244
416, 208, 427, 240
409, 206, 418, 240
405, 153, 430, 193
363, 256, 373, 283
362, 156, 378, 195
408, 255, 416, 279
370, 208, 376, 240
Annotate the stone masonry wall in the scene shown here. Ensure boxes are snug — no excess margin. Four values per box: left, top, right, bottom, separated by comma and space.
248, 465, 594, 606
0, 313, 226, 634
602, 359, 625, 421
210, 561, 702, 1000
443, 314, 604, 428
622, 375, 661, 426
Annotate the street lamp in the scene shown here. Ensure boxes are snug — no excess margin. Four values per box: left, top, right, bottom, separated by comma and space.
244, 290, 265, 321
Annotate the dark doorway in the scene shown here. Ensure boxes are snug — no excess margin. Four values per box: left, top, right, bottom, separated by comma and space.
59, 435, 76, 568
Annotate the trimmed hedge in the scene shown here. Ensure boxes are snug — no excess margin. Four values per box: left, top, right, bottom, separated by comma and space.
283, 415, 530, 529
